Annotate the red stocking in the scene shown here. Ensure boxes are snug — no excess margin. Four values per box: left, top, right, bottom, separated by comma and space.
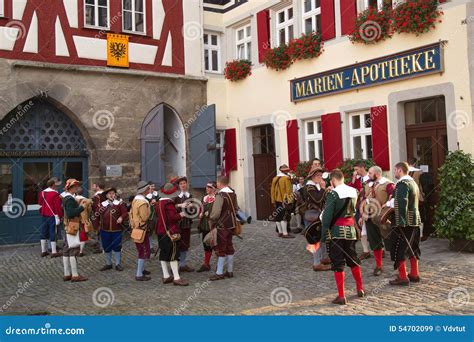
351, 266, 364, 291
373, 249, 383, 268
398, 260, 408, 280
334, 271, 345, 298
204, 251, 212, 266
409, 257, 419, 277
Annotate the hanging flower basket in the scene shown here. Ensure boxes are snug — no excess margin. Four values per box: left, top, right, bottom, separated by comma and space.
392, 0, 443, 36
287, 32, 324, 61
224, 59, 252, 82
349, 6, 393, 45
262, 45, 292, 71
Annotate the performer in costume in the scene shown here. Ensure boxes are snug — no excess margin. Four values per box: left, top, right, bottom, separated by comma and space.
270, 164, 295, 238
359, 166, 394, 276
98, 188, 128, 272
303, 166, 331, 271
62, 179, 88, 282
90, 182, 106, 254
209, 176, 239, 281
389, 162, 422, 286
321, 169, 364, 305
197, 182, 217, 272
38, 177, 63, 258
155, 182, 189, 286
292, 176, 306, 233
146, 183, 159, 253
173, 176, 195, 272
130, 181, 152, 281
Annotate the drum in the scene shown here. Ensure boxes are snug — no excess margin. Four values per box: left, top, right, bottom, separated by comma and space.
380, 207, 395, 224
304, 208, 322, 223
304, 221, 321, 244
373, 207, 395, 239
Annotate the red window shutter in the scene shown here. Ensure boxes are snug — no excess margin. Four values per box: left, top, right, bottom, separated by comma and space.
340, 0, 357, 36
257, 9, 270, 63
321, 113, 343, 170
224, 128, 238, 175
321, 0, 336, 41
286, 120, 300, 170
371, 106, 390, 171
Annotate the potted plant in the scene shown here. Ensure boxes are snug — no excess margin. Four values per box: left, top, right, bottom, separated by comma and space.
434, 150, 474, 252
287, 32, 324, 62
392, 0, 443, 36
224, 59, 252, 82
349, 5, 393, 45
262, 45, 292, 71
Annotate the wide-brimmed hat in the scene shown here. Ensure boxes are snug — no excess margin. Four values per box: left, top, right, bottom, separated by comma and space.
159, 182, 179, 199
307, 166, 325, 178
279, 164, 291, 173
103, 188, 117, 196
175, 176, 188, 184
136, 181, 150, 194
65, 178, 80, 190
47, 177, 62, 187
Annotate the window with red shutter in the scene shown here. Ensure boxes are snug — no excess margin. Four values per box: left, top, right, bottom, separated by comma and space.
321, 112, 343, 169
320, 0, 336, 41
257, 9, 270, 63
370, 105, 390, 170
286, 119, 300, 170
340, 0, 357, 36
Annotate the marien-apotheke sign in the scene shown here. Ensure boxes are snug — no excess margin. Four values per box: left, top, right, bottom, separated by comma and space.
290, 42, 444, 103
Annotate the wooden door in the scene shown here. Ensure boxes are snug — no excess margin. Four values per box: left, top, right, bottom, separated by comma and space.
253, 154, 276, 220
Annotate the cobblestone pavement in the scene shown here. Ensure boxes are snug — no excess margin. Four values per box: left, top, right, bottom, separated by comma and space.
0, 222, 472, 316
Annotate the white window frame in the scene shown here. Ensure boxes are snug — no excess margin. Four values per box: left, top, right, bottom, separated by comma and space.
304, 119, 324, 160
0, 0, 4, 17
122, 0, 146, 35
235, 24, 252, 61
216, 130, 225, 174
84, 0, 110, 29
363, 0, 395, 11
275, 6, 294, 46
349, 112, 373, 160
204, 32, 221, 73
302, 0, 321, 34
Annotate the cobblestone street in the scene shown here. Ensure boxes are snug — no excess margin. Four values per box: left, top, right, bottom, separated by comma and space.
0, 222, 472, 316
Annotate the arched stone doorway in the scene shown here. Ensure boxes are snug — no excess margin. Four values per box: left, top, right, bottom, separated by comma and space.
141, 103, 186, 185
0, 98, 89, 245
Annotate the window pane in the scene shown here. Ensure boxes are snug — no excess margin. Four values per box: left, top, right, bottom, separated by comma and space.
23, 162, 53, 205
316, 14, 322, 32
288, 8, 293, 19
238, 29, 244, 41
0, 164, 13, 208
246, 25, 251, 37
420, 99, 436, 123
211, 35, 217, 46
246, 43, 251, 60
135, 13, 144, 32
366, 135, 373, 159
123, 0, 132, 11
86, 0, 94, 4
279, 29, 285, 46
98, 6, 108, 27
85, 5, 95, 26
304, 0, 312, 12
237, 44, 244, 59
437, 97, 446, 121
204, 49, 209, 70
353, 136, 362, 159
318, 140, 324, 160
204, 34, 208, 44
316, 120, 322, 134
315, 0, 320, 8
308, 140, 315, 159
352, 115, 361, 129
306, 121, 314, 135
63, 162, 83, 183
99, 0, 107, 6
304, 18, 312, 34
123, 11, 133, 31
135, 0, 144, 12
364, 113, 372, 128
288, 25, 294, 40
278, 11, 285, 24
211, 50, 218, 71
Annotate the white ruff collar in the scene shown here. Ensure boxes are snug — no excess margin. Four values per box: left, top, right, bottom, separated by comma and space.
178, 192, 190, 198
134, 194, 147, 201
397, 175, 414, 183
306, 180, 321, 190
220, 186, 233, 193
101, 199, 121, 207
333, 184, 357, 199
43, 187, 57, 193
276, 172, 289, 177
94, 191, 103, 196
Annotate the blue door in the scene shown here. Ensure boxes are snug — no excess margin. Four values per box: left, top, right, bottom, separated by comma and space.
0, 100, 89, 245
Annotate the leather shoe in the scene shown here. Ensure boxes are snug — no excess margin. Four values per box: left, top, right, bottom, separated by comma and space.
41, 252, 49, 257
162, 276, 174, 284
63, 275, 72, 281
135, 276, 151, 281
173, 278, 189, 286
71, 275, 88, 282
331, 296, 347, 305
115, 265, 124, 272
389, 277, 410, 286
408, 274, 421, 283
78, 252, 85, 257
196, 264, 211, 273
179, 265, 195, 272
278, 233, 283, 237
209, 274, 225, 281
50, 253, 62, 258
357, 290, 366, 298
373, 267, 383, 276
100, 265, 113, 272
143, 270, 151, 275
313, 264, 331, 272
359, 252, 371, 260
224, 272, 234, 278
321, 258, 331, 265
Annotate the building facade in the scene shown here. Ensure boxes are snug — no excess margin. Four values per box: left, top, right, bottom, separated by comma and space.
203, 0, 474, 220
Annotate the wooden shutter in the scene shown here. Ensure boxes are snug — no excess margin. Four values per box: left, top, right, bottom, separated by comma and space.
286, 119, 300, 170
340, 0, 357, 36
224, 128, 238, 175
257, 9, 270, 63
321, 112, 343, 170
321, 0, 336, 41
370, 105, 390, 171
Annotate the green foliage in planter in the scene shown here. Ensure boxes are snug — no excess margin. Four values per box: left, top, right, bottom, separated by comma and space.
434, 150, 474, 241
295, 161, 313, 178
262, 45, 292, 71
337, 159, 376, 183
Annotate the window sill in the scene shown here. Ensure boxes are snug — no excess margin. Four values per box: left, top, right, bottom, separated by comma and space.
83, 25, 111, 31
122, 30, 148, 37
